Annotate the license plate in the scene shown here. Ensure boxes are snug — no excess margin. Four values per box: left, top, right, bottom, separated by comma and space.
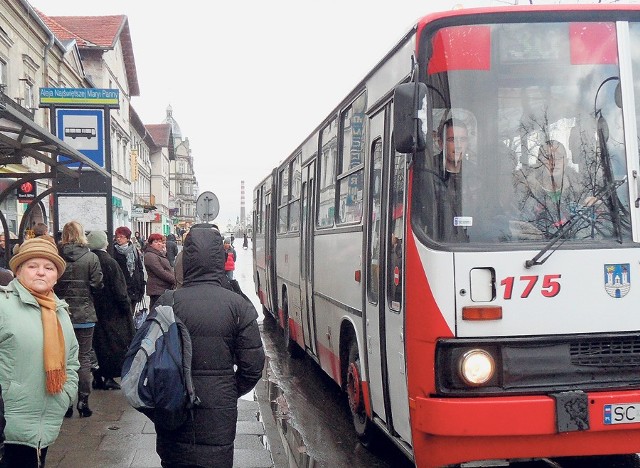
604, 403, 640, 425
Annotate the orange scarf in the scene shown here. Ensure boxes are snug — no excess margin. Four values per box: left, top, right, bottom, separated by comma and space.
22, 283, 67, 394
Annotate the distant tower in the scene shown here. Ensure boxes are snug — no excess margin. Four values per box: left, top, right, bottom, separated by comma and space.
240, 180, 245, 230
162, 104, 182, 142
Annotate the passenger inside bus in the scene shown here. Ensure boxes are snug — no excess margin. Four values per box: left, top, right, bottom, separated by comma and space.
514, 140, 595, 238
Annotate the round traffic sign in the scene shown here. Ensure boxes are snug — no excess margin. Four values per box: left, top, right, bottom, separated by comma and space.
196, 191, 220, 221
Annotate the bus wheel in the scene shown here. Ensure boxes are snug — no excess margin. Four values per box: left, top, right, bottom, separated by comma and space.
282, 294, 303, 358
262, 305, 276, 324
346, 340, 373, 447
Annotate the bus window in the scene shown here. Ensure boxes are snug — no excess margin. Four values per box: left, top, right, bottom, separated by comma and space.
388, 150, 405, 312
630, 23, 640, 168
317, 118, 337, 228
289, 156, 301, 232
414, 21, 632, 246
337, 93, 366, 225
367, 139, 383, 304
278, 165, 289, 233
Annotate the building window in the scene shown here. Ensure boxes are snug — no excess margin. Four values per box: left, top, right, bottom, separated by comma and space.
0, 59, 7, 93
23, 79, 35, 110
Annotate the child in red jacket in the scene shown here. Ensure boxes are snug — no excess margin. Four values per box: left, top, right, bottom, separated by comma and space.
223, 238, 236, 280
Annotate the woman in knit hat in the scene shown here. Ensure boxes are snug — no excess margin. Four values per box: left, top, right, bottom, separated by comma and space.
0, 237, 79, 467
86, 231, 134, 391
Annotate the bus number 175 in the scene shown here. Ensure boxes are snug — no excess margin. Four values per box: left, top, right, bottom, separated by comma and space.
500, 274, 562, 299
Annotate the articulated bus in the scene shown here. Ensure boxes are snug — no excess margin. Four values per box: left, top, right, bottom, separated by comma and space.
253, 4, 640, 467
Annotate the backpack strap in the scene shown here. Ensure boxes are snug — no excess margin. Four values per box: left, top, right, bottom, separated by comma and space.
155, 289, 174, 308
177, 317, 199, 408
155, 290, 200, 409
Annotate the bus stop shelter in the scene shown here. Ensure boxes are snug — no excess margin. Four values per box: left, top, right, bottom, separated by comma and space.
0, 97, 110, 262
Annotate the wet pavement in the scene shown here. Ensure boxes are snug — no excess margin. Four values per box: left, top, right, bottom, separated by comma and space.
46, 362, 286, 468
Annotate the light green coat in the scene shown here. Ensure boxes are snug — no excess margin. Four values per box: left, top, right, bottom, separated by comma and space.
0, 279, 79, 449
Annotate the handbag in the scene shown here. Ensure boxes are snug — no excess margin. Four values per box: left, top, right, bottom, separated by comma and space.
133, 297, 149, 330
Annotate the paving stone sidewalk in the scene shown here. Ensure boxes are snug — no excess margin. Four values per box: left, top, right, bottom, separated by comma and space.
46, 384, 277, 468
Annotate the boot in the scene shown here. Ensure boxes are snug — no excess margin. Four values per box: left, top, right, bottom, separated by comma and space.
76, 393, 92, 418
103, 378, 121, 390
64, 406, 73, 418
92, 375, 105, 390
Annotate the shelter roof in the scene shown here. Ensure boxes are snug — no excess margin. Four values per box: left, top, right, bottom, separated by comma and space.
0, 96, 110, 179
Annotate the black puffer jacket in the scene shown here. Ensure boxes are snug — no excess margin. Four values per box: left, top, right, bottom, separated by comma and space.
155, 227, 265, 468
55, 243, 103, 324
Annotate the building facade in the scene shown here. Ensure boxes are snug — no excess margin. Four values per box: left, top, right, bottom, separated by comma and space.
0, 0, 198, 241
0, 0, 90, 237
164, 105, 197, 235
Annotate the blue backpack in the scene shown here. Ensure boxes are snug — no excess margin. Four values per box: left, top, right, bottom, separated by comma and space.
121, 291, 199, 431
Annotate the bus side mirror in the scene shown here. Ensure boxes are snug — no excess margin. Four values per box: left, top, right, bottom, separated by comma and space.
393, 82, 427, 154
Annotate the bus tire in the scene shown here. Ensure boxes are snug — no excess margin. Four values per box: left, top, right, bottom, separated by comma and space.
282, 293, 303, 358
346, 340, 373, 447
262, 305, 275, 323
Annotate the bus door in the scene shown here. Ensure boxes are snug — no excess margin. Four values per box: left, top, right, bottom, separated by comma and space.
364, 110, 388, 426
364, 107, 411, 442
264, 191, 277, 315
300, 161, 318, 357
384, 147, 410, 442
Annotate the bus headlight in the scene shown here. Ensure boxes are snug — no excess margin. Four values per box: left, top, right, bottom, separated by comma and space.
458, 349, 495, 386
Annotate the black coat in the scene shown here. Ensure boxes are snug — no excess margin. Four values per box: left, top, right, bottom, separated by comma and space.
155, 227, 265, 468
165, 235, 178, 267
91, 249, 134, 378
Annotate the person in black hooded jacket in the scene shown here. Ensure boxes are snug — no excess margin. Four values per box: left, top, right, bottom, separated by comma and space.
154, 225, 265, 468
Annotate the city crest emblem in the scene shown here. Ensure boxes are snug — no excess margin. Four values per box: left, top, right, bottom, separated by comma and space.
604, 263, 630, 298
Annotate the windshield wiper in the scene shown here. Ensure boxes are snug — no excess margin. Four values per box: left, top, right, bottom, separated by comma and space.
524, 176, 627, 269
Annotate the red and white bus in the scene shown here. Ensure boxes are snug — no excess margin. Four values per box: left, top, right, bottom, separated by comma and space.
253, 4, 640, 467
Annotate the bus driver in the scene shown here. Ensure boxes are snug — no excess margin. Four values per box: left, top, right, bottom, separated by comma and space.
434, 118, 475, 241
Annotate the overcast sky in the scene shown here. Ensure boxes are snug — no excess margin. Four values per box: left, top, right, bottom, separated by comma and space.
28, 0, 608, 228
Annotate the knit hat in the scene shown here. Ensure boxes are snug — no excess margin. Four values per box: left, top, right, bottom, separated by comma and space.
87, 231, 108, 250
9, 237, 66, 278
38, 235, 56, 245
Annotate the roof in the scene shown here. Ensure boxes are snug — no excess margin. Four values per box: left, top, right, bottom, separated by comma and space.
145, 124, 175, 160
145, 124, 172, 148
129, 106, 146, 137
37, 12, 140, 96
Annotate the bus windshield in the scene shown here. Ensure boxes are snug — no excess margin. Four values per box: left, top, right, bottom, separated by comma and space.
412, 20, 636, 245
